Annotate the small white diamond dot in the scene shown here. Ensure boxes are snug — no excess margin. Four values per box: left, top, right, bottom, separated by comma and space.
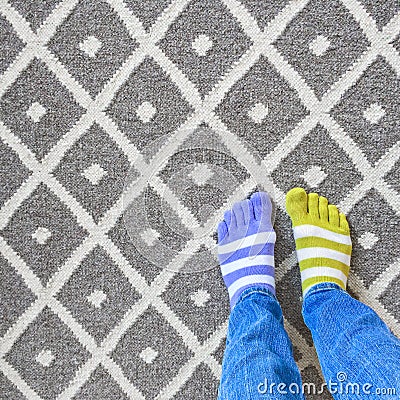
363, 103, 385, 125
190, 164, 214, 186
141, 228, 160, 246
302, 165, 328, 188
87, 289, 107, 308
309, 35, 330, 57
36, 349, 54, 367
358, 231, 379, 250
82, 163, 107, 185
190, 289, 210, 307
32, 227, 51, 245
192, 34, 213, 56
248, 102, 268, 124
136, 101, 157, 123
26, 102, 46, 123
139, 347, 158, 364
79, 35, 102, 58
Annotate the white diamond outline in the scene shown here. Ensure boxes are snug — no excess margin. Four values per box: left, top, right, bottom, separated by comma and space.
0, 1, 232, 398
0, 1, 399, 400
0, 4, 396, 400
3, 2, 400, 396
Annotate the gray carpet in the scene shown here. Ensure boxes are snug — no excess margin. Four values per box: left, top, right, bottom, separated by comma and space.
1, 0, 400, 399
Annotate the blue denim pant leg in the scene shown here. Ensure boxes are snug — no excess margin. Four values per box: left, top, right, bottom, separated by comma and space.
218, 287, 304, 400
302, 282, 400, 399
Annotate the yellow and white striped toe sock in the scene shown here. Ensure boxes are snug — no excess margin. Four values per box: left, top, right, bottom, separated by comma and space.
286, 188, 352, 296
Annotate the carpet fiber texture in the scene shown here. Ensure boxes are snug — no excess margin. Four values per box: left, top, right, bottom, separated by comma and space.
1, 1, 400, 399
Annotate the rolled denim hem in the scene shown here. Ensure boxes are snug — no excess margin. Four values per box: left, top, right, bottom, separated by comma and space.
235, 286, 277, 307
303, 281, 347, 301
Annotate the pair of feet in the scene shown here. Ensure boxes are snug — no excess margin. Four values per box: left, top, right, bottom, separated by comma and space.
217, 188, 352, 308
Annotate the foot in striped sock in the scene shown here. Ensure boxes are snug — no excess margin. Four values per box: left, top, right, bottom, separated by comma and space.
286, 187, 352, 296
218, 192, 276, 309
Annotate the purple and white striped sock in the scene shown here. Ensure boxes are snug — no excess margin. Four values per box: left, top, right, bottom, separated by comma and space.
217, 192, 276, 309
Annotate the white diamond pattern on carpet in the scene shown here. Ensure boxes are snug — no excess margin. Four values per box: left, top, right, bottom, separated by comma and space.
0, 1, 399, 399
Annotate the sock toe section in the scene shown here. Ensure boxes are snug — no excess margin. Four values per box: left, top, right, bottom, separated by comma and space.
250, 191, 272, 224
339, 213, 350, 232
288, 189, 352, 296
218, 194, 277, 309
308, 193, 319, 218
224, 209, 233, 228
240, 199, 253, 225
232, 202, 245, 226
318, 196, 329, 221
250, 192, 262, 219
286, 187, 308, 219
217, 221, 228, 243
328, 205, 340, 227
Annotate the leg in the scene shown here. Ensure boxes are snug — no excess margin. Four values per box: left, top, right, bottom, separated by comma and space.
218, 288, 305, 400
217, 193, 304, 399
286, 188, 400, 399
303, 283, 400, 399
